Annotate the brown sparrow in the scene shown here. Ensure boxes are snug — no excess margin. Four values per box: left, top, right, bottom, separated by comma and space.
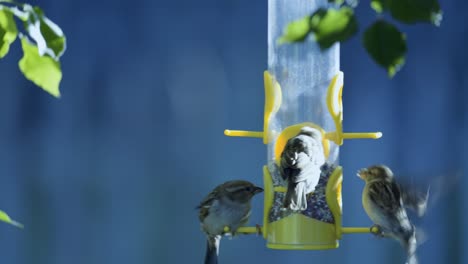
197, 180, 263, 264
358, 165, 428, 264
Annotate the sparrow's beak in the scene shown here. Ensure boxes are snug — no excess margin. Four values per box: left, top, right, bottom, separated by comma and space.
357, 168, 367, 179
253, 186, 264, 194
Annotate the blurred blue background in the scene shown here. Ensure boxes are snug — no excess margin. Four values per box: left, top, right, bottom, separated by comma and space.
0, 0, 466, 263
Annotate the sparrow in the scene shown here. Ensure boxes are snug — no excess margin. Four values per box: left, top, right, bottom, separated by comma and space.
358, 165, 427, 264
279, 126, 325, 211
197, 180, 263, 264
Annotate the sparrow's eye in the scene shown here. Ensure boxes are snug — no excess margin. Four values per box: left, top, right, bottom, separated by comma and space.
245, 186, 253, 192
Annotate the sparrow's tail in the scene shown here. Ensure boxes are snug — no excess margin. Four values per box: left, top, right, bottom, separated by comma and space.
283, 182, 307, 211
205, 236, 220, 264
404, 226, 418, 264
406, 254, 418, 264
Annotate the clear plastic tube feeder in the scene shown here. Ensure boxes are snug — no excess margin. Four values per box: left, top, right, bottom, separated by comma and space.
225, 0, 382, 250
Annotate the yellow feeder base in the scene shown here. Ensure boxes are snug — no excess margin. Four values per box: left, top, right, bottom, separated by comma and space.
266, 214, 339, 250
263, 164, 342, 250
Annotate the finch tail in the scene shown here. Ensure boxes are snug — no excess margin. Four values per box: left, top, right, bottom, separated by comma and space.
205, 236, 220, 264
405, 226, 418, 264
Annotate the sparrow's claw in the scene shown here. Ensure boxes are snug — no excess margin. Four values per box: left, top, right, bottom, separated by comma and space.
223, 226, 235, 237
255, 224, 262, 235
371, 225, 385, 237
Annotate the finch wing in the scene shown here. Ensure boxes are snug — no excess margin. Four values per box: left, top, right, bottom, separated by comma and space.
368, 179, 402, 215
399, 182, 430, 217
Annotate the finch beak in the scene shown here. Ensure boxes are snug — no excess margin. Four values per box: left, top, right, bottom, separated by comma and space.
357, 168, 367, 180
253, 186, 264, 194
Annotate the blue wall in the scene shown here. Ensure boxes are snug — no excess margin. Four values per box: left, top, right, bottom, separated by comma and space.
0, 1, 466, 263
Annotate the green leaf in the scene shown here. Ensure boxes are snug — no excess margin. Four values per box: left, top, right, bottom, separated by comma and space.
19, 37, 62, 97
0, 210, 23, 228
389, 0, 442, 26
8, 5, 30, 22
23, 5, 66, 60
0, 7, 18, 58
310, 7, 358, 50
363, 20, 407, 77
278, 16, 311, 44
370, 0, 389, 13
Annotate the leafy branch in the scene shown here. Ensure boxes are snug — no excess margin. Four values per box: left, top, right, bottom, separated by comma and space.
0, 0, 67, 229
279, 0, 442, 77
0, 0, 66, 97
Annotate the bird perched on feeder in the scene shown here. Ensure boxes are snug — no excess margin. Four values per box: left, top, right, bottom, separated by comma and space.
358, 165, 429, 264
197, 180, 263, 264
280, 126, 325, 211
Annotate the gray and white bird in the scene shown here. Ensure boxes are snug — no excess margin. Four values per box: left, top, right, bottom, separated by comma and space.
197, 180, 263, 264
358, 165, 427, 264
280, 126, 325, 211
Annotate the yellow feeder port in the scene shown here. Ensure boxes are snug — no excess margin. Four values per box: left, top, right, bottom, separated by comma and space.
324, 72, 382, 146
225, 71, 382, 145
224, 71, 282, 144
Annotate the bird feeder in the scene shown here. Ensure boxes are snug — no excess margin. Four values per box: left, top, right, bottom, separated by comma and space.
224, 0, 381, 250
